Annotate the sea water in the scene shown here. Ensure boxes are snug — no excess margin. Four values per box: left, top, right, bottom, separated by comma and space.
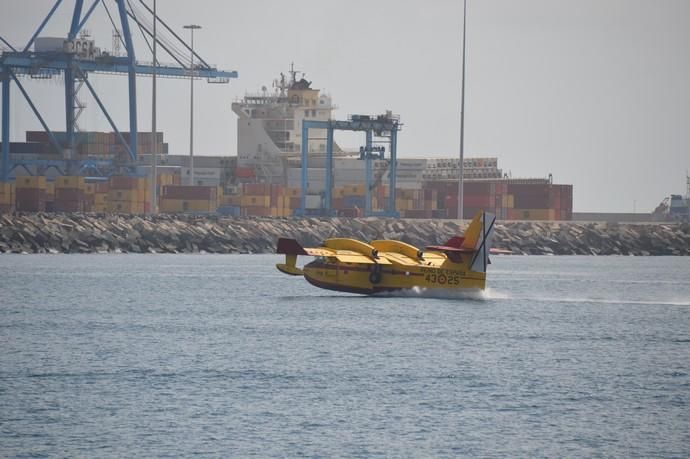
1, 254, 689, 457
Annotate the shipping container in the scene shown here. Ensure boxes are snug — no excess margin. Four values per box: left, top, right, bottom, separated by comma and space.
243, 183, 272, 196
16, 176, 47, 189
15, 188, 47, 212
240, 195, 270, 207
242, 206, 271, 217
162, 185, 217, 200
55, 176, 86, 190
220, 194, 242, 207
109, 176, 141, 190
108, 189, 140, 202
464, 195, 492, 208
0, 182, 15, 205
160, 198, 215, 213
55, 188, 85, 202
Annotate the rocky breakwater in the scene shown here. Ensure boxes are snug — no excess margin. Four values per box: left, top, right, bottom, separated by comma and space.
0, 213, 689, 255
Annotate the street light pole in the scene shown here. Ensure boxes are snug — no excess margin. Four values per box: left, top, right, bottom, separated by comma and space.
458, 0, 467, 220
151, 0, 157, 213
184, 24, 201, 186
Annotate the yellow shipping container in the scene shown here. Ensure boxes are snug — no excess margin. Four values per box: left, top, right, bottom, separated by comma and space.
270, 207, 280, 217
241, 195, 270, 207
286, 187, 301, 198
502, 194, 515, 209
16, 176, 47, 189
0, 181, 14, 205
94, 193, 108, 204
160, 198, 215, 213
55, 176, 85, 189
332, 187, 346, 199
395, 198, 415, 211
221, 194, 242, 206
343, 184, 366, 197
161, 174, 176, 186
84, 183, 96, 195
92, 203, 108, 213
398, 189, 418, 200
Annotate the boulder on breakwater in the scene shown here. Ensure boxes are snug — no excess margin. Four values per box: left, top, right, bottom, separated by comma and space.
0, 213, 688, 256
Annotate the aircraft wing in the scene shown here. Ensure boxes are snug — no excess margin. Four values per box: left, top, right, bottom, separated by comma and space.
304, 247, 337, 257
278, 238, 393, 264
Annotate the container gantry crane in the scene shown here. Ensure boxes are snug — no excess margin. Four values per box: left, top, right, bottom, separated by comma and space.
0, 0, 237, 180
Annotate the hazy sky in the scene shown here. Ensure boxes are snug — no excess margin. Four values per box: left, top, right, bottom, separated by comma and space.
2, 0, 689, 212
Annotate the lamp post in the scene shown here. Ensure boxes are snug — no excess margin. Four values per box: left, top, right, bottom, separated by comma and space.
183, 24, 201, 186
457, 0, 467, 220
151, 0, 157, 213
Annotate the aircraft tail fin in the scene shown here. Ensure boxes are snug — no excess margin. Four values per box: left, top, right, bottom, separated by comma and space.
462, 212, 496, 273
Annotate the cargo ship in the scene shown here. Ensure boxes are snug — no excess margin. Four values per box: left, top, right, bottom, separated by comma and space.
227, 66, 573, 220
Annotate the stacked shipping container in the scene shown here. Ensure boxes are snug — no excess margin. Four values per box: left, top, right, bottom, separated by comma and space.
54, 176, 91, 212
23, 131, 169, 160
15, 176, 48, 212
160, 185, 219, 213
107, 176, 147, 213
0, 182, 14, 213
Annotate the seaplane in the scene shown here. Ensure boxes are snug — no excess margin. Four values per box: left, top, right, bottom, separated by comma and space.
276, 211, 498, 295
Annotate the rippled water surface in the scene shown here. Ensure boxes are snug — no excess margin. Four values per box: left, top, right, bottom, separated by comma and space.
1, 254, 689, 457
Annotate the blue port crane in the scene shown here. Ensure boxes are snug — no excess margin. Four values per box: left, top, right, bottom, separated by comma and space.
298, 113, 401, 218
0, 0, 237, 180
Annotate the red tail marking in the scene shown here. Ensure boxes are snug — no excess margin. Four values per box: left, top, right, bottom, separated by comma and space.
443, 236, 465, 249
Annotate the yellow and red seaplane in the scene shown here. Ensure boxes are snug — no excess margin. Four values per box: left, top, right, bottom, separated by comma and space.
276, 212, 497, 294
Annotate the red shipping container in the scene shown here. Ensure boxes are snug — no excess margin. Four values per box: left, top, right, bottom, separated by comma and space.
55, 188, 85, 202
109, 176, 139, 190
464, 195, 492, 208
289, 197, 301, 209
95, 181, 109, 193
243, 183, 271, 195
464, 182, 491, 195
16, 188, 47, 212
514, 193, 549, 209
162, 185, 216, 200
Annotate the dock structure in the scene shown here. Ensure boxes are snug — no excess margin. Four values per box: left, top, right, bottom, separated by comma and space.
0, 0, 236, 181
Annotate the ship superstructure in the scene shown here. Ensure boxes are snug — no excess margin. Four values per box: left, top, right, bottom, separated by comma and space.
231, 64, 340, 184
